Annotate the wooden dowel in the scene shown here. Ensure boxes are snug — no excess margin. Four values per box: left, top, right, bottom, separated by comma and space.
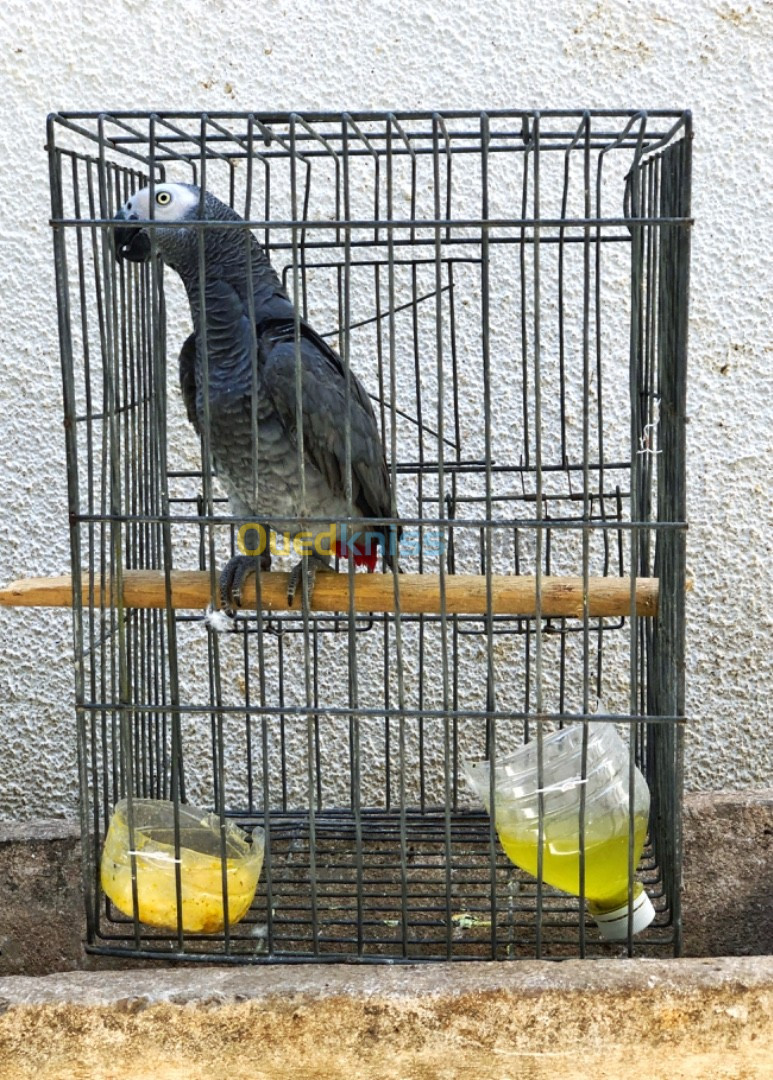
0, 571, 670, 617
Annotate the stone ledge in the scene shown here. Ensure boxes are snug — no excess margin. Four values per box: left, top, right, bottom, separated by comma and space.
0, 957, 771, 1080
682, 790, 773, 957
2, 952, 772, 1003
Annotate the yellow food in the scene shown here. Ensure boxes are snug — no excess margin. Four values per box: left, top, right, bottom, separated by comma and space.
497, 812, 648, 913
100, 800, 263, 933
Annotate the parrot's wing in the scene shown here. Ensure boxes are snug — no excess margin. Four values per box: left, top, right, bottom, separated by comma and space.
178, 332, 200, 433
259, 318, 394, 526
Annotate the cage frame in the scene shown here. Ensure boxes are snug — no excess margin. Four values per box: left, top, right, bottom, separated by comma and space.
45, 108, 691, 964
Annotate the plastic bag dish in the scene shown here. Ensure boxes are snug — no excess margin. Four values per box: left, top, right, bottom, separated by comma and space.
101, 798, 264, 933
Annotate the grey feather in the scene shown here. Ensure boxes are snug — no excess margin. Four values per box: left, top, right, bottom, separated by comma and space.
178, 333, 199, 433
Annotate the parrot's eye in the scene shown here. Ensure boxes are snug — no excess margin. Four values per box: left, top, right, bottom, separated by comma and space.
156, 191, 172, 206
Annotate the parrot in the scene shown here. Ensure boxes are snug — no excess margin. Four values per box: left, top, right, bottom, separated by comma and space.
112, 182, 399, 614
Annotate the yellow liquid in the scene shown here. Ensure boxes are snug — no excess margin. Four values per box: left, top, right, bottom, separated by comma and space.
497, 814, 648, 913
101, 818, 263, 934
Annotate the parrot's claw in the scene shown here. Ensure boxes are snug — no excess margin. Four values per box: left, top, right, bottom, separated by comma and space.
219, 552, 272, 614
287, 553, 334, 607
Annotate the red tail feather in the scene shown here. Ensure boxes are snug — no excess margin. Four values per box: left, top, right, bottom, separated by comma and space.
334, 539, 379, 572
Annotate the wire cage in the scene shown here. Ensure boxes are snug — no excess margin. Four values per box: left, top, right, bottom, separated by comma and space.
47, 109, 691, 963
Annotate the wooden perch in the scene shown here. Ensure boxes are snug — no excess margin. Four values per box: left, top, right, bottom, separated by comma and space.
0, 571, 669, 618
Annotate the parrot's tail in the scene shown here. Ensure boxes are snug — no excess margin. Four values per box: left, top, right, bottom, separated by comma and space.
334, 540, 379, 572
335, 523, 401, 573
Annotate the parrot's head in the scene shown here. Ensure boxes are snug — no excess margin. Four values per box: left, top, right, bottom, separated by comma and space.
112, 182, 223, 263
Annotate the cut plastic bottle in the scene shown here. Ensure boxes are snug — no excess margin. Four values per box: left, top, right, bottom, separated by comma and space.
464, 718, 655, 940
101, 799, 264, 934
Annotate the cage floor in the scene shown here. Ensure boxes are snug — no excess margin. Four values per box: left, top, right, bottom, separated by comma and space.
91, 810, 675, 962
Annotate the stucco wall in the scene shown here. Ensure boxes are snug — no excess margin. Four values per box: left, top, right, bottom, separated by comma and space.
0, 0, 770, 821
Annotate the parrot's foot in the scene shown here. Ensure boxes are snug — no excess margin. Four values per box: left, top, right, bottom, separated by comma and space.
220, 552, 272, 614
287, 553, 334, 607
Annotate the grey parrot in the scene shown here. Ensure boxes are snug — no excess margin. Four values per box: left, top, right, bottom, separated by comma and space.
112, 182, 398, 611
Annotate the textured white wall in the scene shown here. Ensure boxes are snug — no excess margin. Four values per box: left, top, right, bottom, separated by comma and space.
0, 0, 770, 821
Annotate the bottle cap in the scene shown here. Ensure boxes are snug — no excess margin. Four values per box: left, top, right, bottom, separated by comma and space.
593, 889, 655, 941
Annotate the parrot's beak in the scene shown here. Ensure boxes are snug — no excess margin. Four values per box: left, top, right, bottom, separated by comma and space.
113, 208, 152, 263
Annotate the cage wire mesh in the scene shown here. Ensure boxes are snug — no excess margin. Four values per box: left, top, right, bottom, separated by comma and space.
47, 109, 690, 962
